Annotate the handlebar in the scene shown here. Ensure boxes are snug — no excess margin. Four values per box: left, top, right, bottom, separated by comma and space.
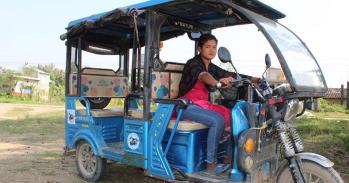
217, 76, 286, 127
230, 77, 251, 87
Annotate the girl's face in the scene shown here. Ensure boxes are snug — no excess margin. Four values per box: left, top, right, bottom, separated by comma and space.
199, 39, 217, 61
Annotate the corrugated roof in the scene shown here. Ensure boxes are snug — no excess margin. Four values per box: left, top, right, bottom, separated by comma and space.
14, 75, 40, 81
324, 88, 347, 99
61, 0, 285, 54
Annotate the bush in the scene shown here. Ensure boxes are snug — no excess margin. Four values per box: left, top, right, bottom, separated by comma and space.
318, 98, 347, 113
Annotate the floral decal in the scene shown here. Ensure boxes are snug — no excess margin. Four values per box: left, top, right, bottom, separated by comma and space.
70, 74, 128, 97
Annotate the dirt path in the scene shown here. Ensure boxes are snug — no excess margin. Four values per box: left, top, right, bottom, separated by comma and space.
0, 103, 160, 183
0, 103, 84, 183
0, 103, 65, 120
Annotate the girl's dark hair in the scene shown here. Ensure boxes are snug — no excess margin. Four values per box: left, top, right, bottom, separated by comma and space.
198, 34, 218, 48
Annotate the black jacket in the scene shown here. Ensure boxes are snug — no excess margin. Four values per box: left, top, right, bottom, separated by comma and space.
178, 55, 239, 97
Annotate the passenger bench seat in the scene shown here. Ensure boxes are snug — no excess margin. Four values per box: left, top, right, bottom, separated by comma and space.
152, 62, 208, 130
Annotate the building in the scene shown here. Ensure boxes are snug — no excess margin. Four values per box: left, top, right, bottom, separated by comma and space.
324, 88, 347, 105
11, 69, 50, 100
266, 67, 287, 86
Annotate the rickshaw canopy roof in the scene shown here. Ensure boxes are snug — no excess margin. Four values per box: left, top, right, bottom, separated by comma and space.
62, 0, 285, 54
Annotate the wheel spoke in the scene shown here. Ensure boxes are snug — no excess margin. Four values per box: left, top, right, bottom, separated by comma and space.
89, 162, 95, 173
80, 156, 87, 163
92, 158, 96, 164
308, 173, 313, 183
83, 161, 88, 170
86, 163, 91, 172
314, 177, 321, 183
302, 172, 324, 183
82, 148, 88, 156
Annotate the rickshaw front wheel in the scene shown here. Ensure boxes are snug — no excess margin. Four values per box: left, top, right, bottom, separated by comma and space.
76, 141, 106, 182
276, 160, 343, 183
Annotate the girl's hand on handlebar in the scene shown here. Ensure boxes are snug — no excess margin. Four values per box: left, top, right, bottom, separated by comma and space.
251, 77, 261, 84
219, 77, 234, 87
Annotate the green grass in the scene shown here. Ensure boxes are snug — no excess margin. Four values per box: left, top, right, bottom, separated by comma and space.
6, 107, 34, 118
0, 112, 64, 141
312, 111, 349, 119
295, 117, 349, 180
318, 98, 349, 113
0, 95, 64, 105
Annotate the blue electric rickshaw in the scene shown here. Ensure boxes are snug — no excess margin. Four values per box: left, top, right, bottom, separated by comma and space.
61, 1, 343, 182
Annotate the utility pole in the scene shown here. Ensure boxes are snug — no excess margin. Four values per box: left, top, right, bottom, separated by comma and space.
340, 84, 344, 105
347, 81, 349, 109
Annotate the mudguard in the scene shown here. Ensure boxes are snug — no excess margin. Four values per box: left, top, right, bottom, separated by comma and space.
72, 128, 104, 156
295, 152, 334, 168
276, 152, 334, 178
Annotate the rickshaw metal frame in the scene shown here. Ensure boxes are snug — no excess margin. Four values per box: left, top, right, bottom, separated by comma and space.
61, 0, 330, 182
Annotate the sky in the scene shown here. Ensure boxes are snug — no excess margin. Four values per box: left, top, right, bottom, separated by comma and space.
0, 0, 348, 88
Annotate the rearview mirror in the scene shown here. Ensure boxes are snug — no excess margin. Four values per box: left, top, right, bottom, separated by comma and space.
218, 47, 231, 63
265, 54, 271, 68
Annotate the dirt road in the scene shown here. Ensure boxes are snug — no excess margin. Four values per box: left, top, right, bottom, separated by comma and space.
0, 103, 160, 183
0, 103, 65, 120
0, 103, 83, 183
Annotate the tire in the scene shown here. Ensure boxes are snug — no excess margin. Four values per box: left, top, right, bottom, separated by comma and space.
277, 160, 344, 183
76, 141, 106, 182
80, 97, 111, 109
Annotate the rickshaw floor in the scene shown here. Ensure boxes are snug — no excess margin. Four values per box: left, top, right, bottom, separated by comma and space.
104, 142, 125, 154
186, 170, 234, 183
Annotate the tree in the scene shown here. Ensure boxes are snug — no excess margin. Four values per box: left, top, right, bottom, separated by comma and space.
0, 67, 17, 94
21, 65, 38, 77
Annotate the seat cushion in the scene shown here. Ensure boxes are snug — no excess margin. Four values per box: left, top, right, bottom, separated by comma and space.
167, 120, 208, 131
69, 73, 129, 97
128, 109, 144, 118
77, 108, 124, 117
151, 71, 182, 99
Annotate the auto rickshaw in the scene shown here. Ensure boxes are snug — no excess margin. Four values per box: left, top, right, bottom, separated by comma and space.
60, 0, 344, 182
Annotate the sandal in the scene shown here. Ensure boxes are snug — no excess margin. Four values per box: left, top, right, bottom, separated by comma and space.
214, 163, 231, 174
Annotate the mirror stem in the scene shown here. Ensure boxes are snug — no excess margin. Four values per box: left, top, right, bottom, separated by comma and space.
229, 61, 241, 79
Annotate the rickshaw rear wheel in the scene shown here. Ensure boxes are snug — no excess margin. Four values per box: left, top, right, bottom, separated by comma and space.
80, 97, 111, 109
276, 160, 343, 183
76, 141, 106, 182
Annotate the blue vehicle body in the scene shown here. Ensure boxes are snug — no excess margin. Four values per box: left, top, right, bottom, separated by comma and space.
65, 92, 257, 181
230, 101, 252, 181
61, 0, 331, 182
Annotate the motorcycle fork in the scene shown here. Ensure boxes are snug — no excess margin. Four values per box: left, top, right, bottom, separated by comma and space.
276, 121, 306, 183
286, 156, 306, 183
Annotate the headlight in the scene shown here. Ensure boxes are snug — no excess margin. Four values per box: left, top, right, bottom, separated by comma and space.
244, 138, 256, 154
284, 99, 300, 122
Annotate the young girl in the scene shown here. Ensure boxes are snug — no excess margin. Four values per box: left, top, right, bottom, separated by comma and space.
178, 34, 255, 172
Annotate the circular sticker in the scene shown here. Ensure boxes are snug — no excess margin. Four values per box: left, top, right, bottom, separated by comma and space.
127, 133, 140, 150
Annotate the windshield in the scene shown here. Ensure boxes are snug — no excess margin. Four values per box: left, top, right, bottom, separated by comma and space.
239, 7, 327, 93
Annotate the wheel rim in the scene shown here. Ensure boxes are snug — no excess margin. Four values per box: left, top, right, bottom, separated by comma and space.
287, 172, 325, 183
78, 143, 97, 176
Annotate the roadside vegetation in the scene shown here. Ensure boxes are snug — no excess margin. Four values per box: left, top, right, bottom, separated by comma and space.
312, 98, 349, 119
0, 64, 65, 105
295, 99, 349, 181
